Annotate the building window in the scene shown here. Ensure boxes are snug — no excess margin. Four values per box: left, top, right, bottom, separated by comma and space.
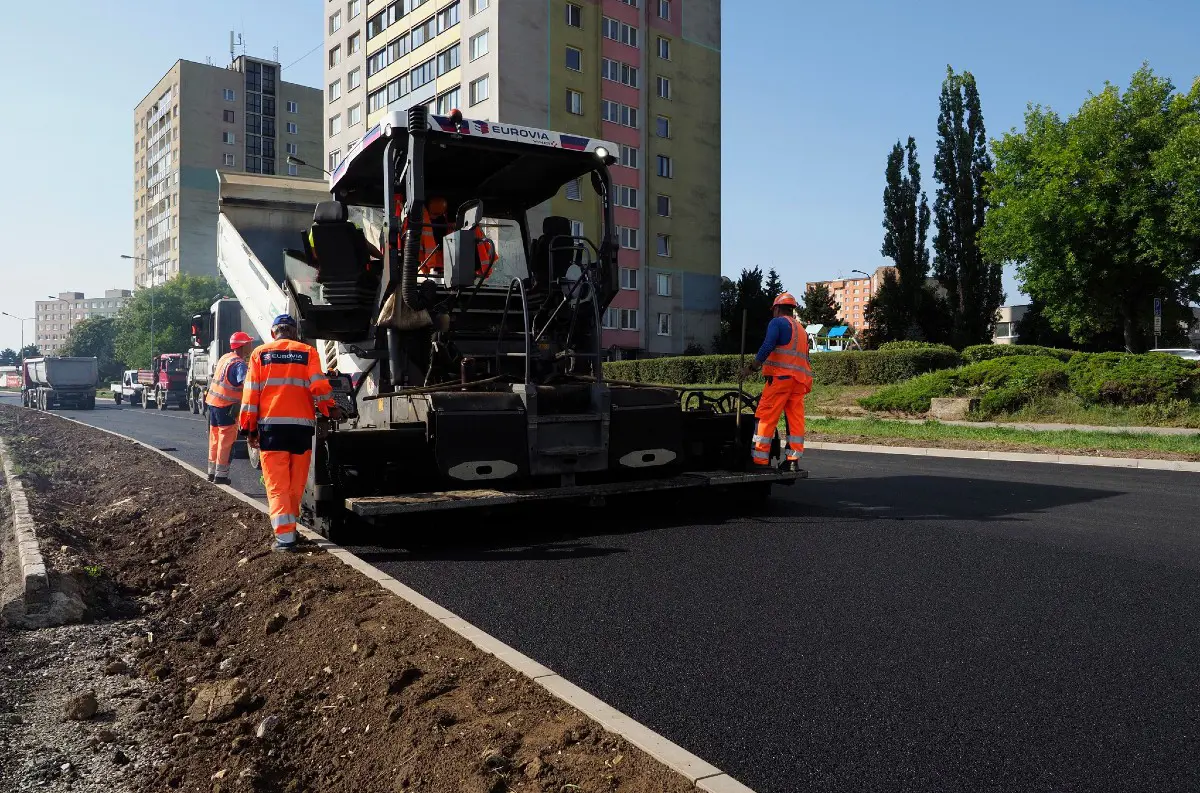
601, 58, 638, 88
616, 0, 638, 5
287, 101, 298, 113
437, 43, 461, 75
286, 121, 298, 134
657, 194, 671, 217
619, 144, 639, 169
367, 10, 386, 38
657, 155, 674, 178
620, 267, 638, 290
349, 0, 361, 18
436, 86, 461, 114
602, 17, 639, 47
328, 150, 341, 171
565, 46, 582, 71
330, 10, 342, 33
469, 75, 489, 105
347, 68, 361, 91
657, 234, 671, 257
657, 36, 671, 59
619, 308, 639, 330
570, 219, 584, 238
223, 88, 236, 101
657, 313, 671, 336
329, 79, 342, 101
619, 226, 639, 249
656, 272, 671, 296
223, 153, 236, 167
566, 3, 581, 27
469, 30, 489, 61
286, 142, 298, 155
566, 178, 582, 201
348, 104, 362, 126
469, 0, 488, 15
657, 75, 671, 99
223, 109, 235, 123
656, 115, 670, 138
616, 185, 638, 209
368, 87, 387, 112
437, 2, 460, 34
329, 114, 342, 136
658, 0, 670, 19
602, 100, 638, 128
411, 57, 437, 90
222, 131, 236, 144
348, 32, 362, 54
329, 46, 342, 67
566, 89, 583, 115
288, 163, 299, 176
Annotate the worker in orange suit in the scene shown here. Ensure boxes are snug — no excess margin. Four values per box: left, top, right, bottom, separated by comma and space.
395, 195, 497, 279
239, 314, 340, 552
740, 293, 812, 471
205, 331, 255, 484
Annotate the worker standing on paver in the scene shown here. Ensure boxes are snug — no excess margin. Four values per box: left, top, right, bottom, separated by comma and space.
740, 293, 812, 471
205, 331, 255, 484
239, 315, 339, 552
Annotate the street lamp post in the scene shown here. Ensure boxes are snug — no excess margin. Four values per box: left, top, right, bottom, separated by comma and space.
121, 254, 164, 364
1, 312, 33, 358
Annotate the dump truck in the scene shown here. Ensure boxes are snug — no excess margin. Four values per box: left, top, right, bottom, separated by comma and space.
22, 356, 98, 410
138, 353, 189, 410
204, 106, 803, 540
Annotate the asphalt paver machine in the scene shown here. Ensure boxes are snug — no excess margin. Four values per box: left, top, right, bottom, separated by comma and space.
280, 105, 803, 538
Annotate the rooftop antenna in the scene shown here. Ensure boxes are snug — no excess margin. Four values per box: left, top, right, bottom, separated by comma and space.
273, 45, 279, 63
230, 31, 244, 64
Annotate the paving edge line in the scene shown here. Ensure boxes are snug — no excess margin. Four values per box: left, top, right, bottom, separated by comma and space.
0, 438, 49, 599
42, 412, 754, 792
806, 440, 1200, 472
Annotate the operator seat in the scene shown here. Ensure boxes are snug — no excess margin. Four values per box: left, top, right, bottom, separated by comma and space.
302, 201, 377, 308
531, 216, 575, 289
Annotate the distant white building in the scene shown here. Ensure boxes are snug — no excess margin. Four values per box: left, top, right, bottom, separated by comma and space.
35, 290, 133, 355
992, 304, 1029, 345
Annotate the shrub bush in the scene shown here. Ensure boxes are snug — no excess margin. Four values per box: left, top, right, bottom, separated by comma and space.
1067, 352, 1200, 405
858, 369, 957, 413
877, 341, 958, 354
860, 355, 1070, 415
601, 348, 962, 387
962, 344, 1077, 363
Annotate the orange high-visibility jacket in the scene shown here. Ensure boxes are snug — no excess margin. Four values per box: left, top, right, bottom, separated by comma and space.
762, 317, 813, 387
238, 338, 334, 433
205, 352, 246, 408
396, 202, 497, 278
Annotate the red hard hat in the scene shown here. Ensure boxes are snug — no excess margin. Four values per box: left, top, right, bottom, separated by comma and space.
229, 332, 254, 349
773, 292, 798, 308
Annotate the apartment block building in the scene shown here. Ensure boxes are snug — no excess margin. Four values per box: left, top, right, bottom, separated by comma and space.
132, 55, 323, 288
34, 290, 133, 355
806, 266, 897, 332
323, 0, 721, 355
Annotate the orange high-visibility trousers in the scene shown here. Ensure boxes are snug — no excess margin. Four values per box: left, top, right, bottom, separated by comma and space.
752, 376, 807, 465
260, 449, 312, 545
207, 424, 238, 479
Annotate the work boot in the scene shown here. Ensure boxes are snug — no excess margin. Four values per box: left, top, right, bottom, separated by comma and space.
778, 459, 799, 473
213, 476, 232, 486
271, 540, 299, 553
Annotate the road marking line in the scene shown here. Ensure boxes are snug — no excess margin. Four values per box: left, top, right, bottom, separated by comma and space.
41, 409, 756, 791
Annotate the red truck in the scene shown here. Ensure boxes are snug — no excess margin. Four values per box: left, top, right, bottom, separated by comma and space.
137, 353, 189, 410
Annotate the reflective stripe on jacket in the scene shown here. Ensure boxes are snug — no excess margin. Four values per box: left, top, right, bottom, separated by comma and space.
762, 316, 813, 384
205, 352, 245, 408
238, 338, 334, 434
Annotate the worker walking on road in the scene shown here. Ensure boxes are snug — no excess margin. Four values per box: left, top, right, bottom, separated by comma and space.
740, 293, 812, 471
205, 331, 255, 484
239, 315, 340, 552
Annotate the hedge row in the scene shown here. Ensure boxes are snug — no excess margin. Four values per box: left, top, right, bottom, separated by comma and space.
602, 348, 963, 387
860, 353, 1200, 415
961, 344, 1077, 363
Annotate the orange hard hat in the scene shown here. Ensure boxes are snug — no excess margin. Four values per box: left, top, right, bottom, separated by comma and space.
229, 331, 254, 349
427, 196, 448, 216
773, 292, 798, 308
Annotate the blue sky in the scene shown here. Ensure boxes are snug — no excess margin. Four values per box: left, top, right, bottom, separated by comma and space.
1, 0, 1199, 350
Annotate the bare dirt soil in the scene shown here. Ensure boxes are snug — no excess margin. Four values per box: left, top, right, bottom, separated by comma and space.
0, 406, 696, 793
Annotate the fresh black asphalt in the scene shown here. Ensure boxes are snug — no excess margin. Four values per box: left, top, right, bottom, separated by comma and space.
10, 392, 1200, 792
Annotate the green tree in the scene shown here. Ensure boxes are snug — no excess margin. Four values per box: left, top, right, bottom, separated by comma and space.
713, 268, 774, 353
982, 64, 1200, 351
863, 271, 908, 346
0, 348, 17, 366
63, 316, 124, 381
882, 137, 932, 319
114, 275, 226, 367
799, 283, 840, 327
764, 268, 785, 301
934, 66, 1004, 347
19, 345, 40, 359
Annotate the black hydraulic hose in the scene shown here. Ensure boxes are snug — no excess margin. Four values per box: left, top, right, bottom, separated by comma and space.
401, 198, 426, 311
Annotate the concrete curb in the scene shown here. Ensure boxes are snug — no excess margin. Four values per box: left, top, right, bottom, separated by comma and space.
0, 439, 48, 600
44, 412, 755, 791
807, 440, 1200, 471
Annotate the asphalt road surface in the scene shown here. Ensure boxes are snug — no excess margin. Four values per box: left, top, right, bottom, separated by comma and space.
8, 392, 1200, 792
